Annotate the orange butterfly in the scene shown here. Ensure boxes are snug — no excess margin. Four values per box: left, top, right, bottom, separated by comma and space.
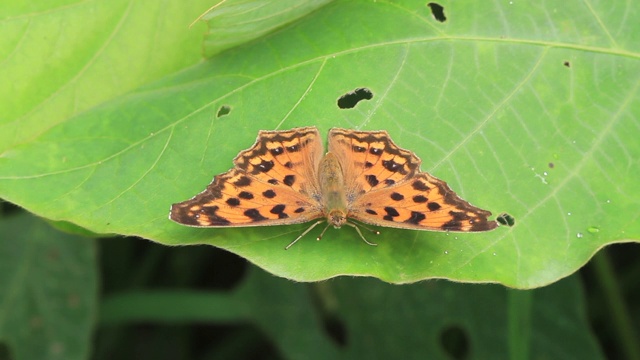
170, 127, 498, 249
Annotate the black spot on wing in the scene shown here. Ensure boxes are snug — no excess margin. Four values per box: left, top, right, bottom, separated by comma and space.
203, 206, 230, 225
365, 175, 379, 187
270, 204, 288, 219
294, 207, 305, 213
412, 180, 430, 191
262, 190, 276, 199
383, 207, 400, 221
270, 147, 284, 156
365, 209, 377, 215
390, 192, 404, 201
442, 220, 461, 231
427, 202, 441, 211
283, 175, 295, 186
234, 176, 252, 187
352, 145, 366, 153
413, 195, 427, 203
268, 179, 279, 185
370, 147, 383, 156
238, 191, 254, 200
255, 159, 274, 173
406, 211, 426, 224
244, 208, 267, 221
226, 198, 240, 206
382, 159, 401, 172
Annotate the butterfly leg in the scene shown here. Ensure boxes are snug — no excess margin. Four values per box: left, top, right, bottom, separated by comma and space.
316, 223, 333, 241
355, 222, 380, 236
345, 222, 378, 247
285, 220, 324, 250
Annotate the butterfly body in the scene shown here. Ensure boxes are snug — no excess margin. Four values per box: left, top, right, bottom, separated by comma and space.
318, 152, 349, 228
170, 126, 498, 247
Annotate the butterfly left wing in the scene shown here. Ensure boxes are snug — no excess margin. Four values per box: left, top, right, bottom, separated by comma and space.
170, 127, 325, 227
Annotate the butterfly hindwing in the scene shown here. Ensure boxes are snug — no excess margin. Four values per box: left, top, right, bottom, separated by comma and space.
350, 173, 498, 231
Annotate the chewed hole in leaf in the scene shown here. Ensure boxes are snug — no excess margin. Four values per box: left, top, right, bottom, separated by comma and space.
217, 105, 231, 117
427, 2, 447, 22
496, 213, 516, 227
440, 325, 469, 359
337, 88, 373, 109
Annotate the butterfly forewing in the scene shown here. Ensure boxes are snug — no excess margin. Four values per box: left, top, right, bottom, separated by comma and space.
328, 128, 421, 194
170, 127, 324, 227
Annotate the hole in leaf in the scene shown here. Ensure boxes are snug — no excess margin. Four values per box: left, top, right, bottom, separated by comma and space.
440, 324, 469, 360
427, 2, 447, 22
337, 88, 373, 109
563, 61, 571, 68
497, 213, 516, 227
217, 105, 231, 117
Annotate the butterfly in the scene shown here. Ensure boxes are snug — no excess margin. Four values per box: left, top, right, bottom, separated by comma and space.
170, 127, 498, 249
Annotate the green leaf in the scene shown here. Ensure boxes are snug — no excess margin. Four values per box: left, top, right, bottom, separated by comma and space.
1, 0, 638, 286
0, 213, 97, 360
200, 0, 334, 57
0, 0, 214, 153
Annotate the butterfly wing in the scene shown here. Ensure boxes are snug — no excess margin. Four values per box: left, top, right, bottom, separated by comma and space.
328, 128, 421, 195
170, 127, 324, 227
328, 128, 497, 232
350, 172, 498, 231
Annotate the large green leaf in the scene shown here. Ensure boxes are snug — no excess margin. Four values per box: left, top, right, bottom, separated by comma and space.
0, 213, 97, 360
1, 0, 638, 287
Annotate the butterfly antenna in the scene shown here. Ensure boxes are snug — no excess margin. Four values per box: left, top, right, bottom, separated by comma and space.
345, 222, 378, 246
285, 220, 324, 250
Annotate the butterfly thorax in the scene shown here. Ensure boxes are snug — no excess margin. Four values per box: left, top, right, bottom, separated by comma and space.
318, 152, 349, 228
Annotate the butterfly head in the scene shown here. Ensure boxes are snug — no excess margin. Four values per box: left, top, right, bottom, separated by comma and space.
327, 209, 347, 228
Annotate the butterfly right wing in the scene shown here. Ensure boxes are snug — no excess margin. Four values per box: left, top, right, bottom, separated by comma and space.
170, 127, 325, 227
